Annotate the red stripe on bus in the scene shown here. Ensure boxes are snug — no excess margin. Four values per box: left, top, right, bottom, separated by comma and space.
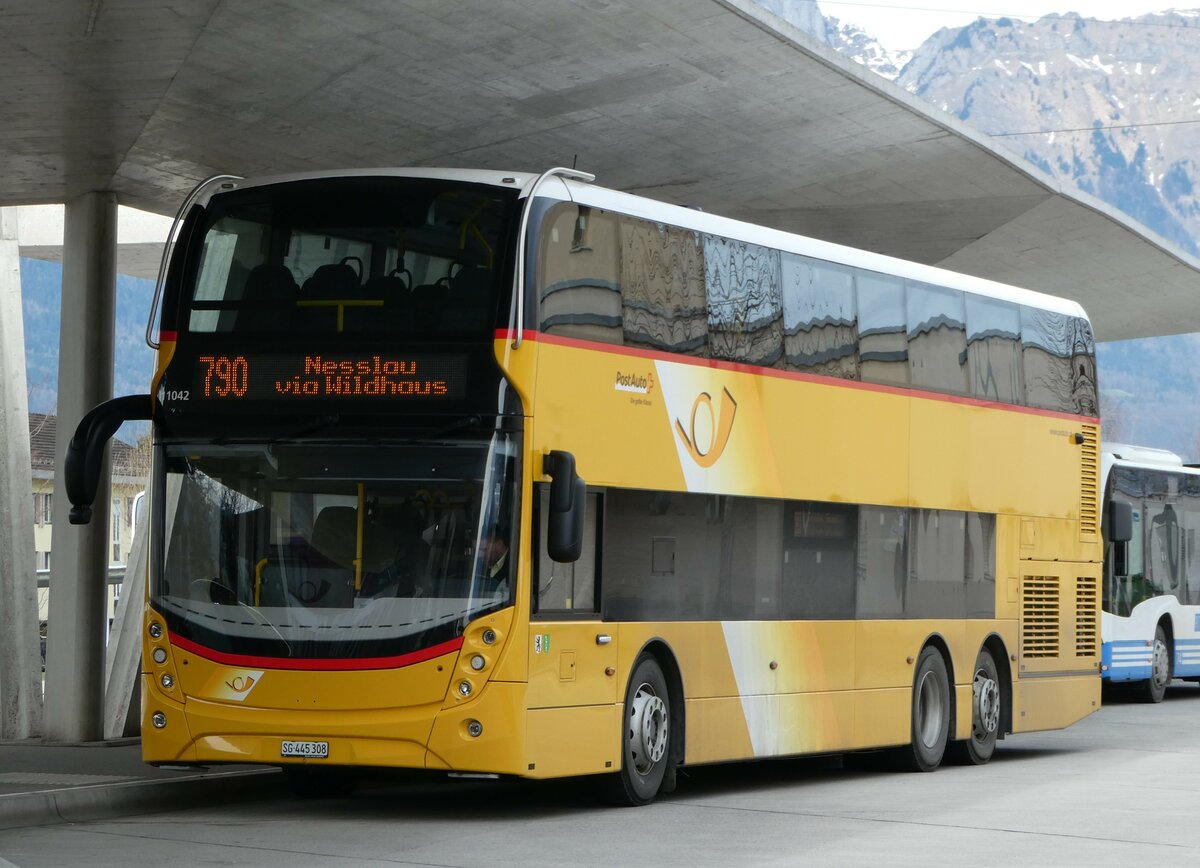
160, 331, 178, 342
494, 328, 1100, 424
168, 633, 464, 671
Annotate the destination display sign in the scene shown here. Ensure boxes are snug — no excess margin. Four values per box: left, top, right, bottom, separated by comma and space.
190, 353, 468, 402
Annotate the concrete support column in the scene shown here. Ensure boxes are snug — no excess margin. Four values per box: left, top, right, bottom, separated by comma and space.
0, 208, 44, 739
44, 192, 118, 743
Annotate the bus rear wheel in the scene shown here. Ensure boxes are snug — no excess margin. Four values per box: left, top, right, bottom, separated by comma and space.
1141, 624, 1171, 704
607, 654, 673, 806
947, 648, 1001, 765
895, 646, 949, 772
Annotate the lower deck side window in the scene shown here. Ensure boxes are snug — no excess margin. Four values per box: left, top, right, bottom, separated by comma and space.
597, 488, 995, 622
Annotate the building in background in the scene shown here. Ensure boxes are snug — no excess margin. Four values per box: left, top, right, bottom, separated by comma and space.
29, 412, 148, 624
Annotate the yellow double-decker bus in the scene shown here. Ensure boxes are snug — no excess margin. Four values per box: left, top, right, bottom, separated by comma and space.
66, 167, 1103, 805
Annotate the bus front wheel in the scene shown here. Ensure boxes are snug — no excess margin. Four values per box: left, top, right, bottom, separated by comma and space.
608, 654, 673, 806
896, 646, 950, 772
1141, 624, 1171, 704
947, 648, 1001, 765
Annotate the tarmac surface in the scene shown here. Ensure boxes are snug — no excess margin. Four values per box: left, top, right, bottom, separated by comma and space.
0, 738, 279, 831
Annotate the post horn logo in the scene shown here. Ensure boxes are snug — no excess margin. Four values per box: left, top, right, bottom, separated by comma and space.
226, 675, 257, 693
674, 387, 738, 468
219, 669, 264, 701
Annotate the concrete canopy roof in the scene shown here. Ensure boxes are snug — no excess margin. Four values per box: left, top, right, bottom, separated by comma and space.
3, 0, 1197, 340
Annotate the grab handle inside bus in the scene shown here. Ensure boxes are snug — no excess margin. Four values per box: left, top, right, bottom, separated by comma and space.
543, 450, 586, 562
1104, 499, 1133, 544
64, 394, 154, 525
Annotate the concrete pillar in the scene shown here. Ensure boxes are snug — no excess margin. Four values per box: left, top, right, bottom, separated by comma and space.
0, 208, 44, 739
43, 192, 117, 743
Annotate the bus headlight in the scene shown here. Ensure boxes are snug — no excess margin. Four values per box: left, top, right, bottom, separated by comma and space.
470, 654, 486, 671
467, 720, 483, 737
148, 622, 163, 639
482, 629, 497, 645
161, 673, 174, 689
152, 647, 168, 664
458, 680, 473, 697
152, 712, 167, 729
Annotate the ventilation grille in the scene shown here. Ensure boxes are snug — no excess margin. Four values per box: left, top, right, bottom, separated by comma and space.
1075, 576, 1098, 657
1080, 424, 1099, 537
1022, 576, 1060, 658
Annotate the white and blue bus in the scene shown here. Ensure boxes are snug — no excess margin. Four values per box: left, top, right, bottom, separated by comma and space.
1102, 443, 1200, 702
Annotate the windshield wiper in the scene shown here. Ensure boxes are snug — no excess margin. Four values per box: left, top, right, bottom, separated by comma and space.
395, 414, 484, 444
270, 413, 341, 443
189, 577, 293, 656
430, 414, 482, 439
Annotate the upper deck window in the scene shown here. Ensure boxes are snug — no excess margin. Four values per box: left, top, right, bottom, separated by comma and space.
529, 199, 1098, 416
182, 178, 517, 339
965, 294, 1022, 403
1021, 308, 1098, 416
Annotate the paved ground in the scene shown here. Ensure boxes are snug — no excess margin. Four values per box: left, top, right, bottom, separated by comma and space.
0, 739, 278, 832
2, 684, 1199, 866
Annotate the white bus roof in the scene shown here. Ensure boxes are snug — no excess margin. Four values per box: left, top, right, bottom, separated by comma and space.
1104, 443, 1185, 467
1102, 442, 1200, 499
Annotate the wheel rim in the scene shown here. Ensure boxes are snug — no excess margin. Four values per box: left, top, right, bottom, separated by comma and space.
1151, 638, 1170, 690
916, 670, 945, 748
972, 667, 1000, 740
629, 681, 668, 774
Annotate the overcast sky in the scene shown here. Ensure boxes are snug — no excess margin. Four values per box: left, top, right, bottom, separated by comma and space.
815, 1, 1195, 50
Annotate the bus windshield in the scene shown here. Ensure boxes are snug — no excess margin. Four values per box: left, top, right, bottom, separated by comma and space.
153, 431, 518, 661
181, 176, 516, 339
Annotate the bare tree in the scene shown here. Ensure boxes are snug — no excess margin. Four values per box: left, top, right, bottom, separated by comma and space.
1100, 389, 1131, 444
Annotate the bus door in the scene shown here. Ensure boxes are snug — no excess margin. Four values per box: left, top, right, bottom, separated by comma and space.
525, 489, 618, 775
1108, 501, 1143, 617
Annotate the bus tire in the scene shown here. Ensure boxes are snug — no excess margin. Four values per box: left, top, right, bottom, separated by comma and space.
1141, 624, 1171, 704
896, 646, 950, 772
947, 648, 1001, 765
607, 654, 673, 806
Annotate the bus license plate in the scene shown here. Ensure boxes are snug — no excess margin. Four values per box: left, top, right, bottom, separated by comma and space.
281, 740, 329, 758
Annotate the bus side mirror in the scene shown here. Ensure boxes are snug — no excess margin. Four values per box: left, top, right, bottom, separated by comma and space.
1104, 500, 1133, 544
64, 394, 153, 525
543, 450, 586, 563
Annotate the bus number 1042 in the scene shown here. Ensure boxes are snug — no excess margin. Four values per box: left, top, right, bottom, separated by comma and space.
199, 355, 250, 398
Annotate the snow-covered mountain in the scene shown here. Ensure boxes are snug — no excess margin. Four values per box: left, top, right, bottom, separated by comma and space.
830, 16, 912, 80
756, 0, 912, 79
896, 11, 1200, 256
759, 2, 1200, 255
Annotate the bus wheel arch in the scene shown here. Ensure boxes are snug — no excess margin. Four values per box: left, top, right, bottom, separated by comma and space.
641, 640, 686, 780
947, 637, 1006, 766
925, 634, 957, 737
607, 640, 684, 806
983, 634, 1013, 740
896, 637, 953, 772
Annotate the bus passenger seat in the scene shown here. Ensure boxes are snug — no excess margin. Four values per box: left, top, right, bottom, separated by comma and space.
303, 506, 358, 607
448, 264, 493, 333
410, 283, 443, 333
238, 264, 298, 331
359, 517, 408, 597
296, 262, 362, 330
353, 272, 412, 332
300, 262, 361, 298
